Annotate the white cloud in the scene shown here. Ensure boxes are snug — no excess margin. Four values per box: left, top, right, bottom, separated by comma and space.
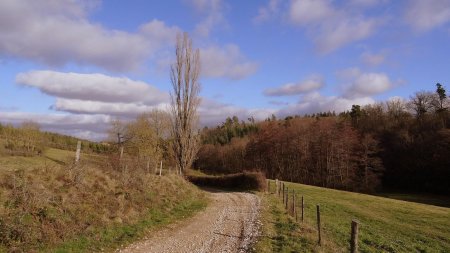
253, 0, 281, 23
16, 71, 169, 105
349, 0, 388, 8
278, 92, 375, 116
361, 51, 386, 66
0, 111, 110, 140
288, 0, 383, 53
289, 0, 333, 25
199, 98, 274, 126
264, 75, 324, 96
200, 44, 258, 79
188, 0, 226, 37
52, 98, 169, 118
338, 68, 395, 98
0, 0, 180, 72
405, 0, 450, 32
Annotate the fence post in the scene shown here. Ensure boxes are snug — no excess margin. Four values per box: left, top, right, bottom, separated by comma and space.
159, 160, 162, 176
75, 140, 81, 163
317, 204, 321, 245
285, 187, 289, 210
282, 183, 285, 202
351, 220, 359, 253
301, 196, 304, 222
267, 179, 270, 193
292, 190, 296, 219
275, 179, 278, 195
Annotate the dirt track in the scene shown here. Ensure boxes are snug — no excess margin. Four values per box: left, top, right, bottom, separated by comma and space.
117, 191, 261, 253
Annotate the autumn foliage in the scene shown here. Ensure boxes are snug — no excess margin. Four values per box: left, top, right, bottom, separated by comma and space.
195, 84, 450, 194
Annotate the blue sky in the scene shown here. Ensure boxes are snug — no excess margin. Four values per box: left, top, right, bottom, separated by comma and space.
1, 0, 449, 140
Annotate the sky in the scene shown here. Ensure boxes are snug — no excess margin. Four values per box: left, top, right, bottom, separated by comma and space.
1, 0, 450, 140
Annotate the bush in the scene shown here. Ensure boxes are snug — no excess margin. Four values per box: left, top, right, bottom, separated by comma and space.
187, 171, 266, 191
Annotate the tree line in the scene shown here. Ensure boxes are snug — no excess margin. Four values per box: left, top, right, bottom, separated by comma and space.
195, 84, 449, 194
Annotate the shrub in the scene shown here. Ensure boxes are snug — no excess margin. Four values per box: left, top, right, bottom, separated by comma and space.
187, 171, 266, 191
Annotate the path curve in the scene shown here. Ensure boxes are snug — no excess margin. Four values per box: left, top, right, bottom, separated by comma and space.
117, 191, 261, 253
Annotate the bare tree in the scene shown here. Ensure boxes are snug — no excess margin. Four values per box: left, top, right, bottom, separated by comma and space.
108, 118, 127, 160
170, 32, 201, 175
408, 91, 434, 118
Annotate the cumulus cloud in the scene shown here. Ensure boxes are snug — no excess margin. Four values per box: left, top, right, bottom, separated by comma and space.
288, 0, 383, 53
188, 0, 227, 37
289, 0, 333, 25
0, 0, 180, 72
52, 98, 169, 118
199, 98, 274, 126
1, 0, 256, 79
338, 68, 395, 98
360, 51, 386, 66
349, 0, 389, 8
16, 71, 169, 105
264, 75, 324, 96
0, 111, 111, 140
278, 92, 375, 117
405, 0, 450, 32
200, 44, 258, 79
253, 0, 281, 23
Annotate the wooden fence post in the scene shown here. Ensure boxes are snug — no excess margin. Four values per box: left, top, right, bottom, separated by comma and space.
292, 190, 296, 219
285, 187, 289, 210
75, 140, 81, 163
317, 205, 321, 245
159, 160, 162, 176
282, 183, 285, 202
275, 179, 278, 195
351, 220, 359, 253
119, 146, 124, 160
301, 196, 304, 222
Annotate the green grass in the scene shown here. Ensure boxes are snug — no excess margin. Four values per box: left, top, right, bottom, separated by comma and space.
377, 192, 450, 208
0, 148, 70, 170
253, 193, 333, 253
47, 198, 207, 253
257, 181, 450, 253
0, 148, 106, 171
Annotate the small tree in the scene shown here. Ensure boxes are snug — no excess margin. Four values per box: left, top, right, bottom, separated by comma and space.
434, 83, 447, 112
170, 32, 201, 175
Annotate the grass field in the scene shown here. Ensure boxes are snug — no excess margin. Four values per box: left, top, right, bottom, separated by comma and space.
0, 148, 106, 171
255, 180, 450, 252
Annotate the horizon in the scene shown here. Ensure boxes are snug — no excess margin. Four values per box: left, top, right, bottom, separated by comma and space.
1, 0, 449, 140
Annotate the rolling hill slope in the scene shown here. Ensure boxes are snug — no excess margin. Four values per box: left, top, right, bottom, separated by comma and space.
255, 180, 450, 252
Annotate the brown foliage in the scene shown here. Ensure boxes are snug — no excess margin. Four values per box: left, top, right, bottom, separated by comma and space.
196, 117, 383, 192
187, 171, 266, 191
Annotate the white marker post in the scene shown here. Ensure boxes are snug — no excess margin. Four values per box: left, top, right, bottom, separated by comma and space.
75, 141, 81, 163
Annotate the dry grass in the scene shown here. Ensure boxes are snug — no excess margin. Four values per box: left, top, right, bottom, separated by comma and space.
0, 153, 206, 252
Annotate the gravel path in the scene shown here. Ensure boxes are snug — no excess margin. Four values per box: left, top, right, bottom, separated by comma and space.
117, 191, 261, 253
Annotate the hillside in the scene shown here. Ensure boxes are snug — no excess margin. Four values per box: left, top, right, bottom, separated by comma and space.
254, 180, 450, 252
0, 147, 207, 252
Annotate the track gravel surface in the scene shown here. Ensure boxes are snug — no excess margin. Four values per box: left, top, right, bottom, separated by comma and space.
117, 191, 261, 253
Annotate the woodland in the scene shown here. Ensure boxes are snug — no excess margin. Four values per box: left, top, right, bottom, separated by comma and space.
195, 84, 450, 194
